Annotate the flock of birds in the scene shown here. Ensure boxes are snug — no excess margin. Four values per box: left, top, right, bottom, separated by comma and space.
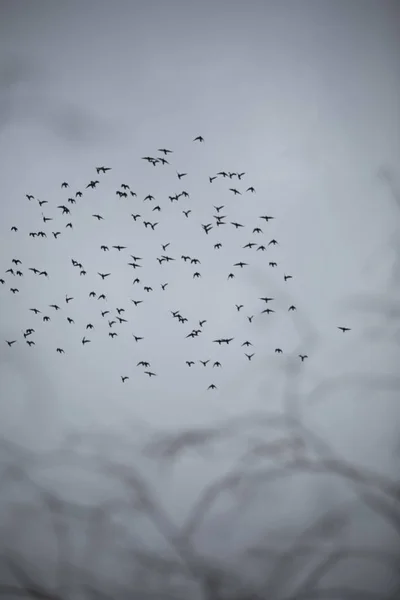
2, 135, 352, 390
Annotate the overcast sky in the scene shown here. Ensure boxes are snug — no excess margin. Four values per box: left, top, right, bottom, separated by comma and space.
0, 0, 399, 595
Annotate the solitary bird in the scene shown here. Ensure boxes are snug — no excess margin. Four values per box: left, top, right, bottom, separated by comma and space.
299, 354, 308, 362
338, 326, 351, 332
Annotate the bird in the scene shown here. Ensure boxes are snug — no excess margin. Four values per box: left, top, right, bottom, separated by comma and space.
92, 214, 104, 221
177, 171, 187, 180
193, 136, 204, 142
98, 273, 111, 280
208, 384, 217, 390
121, 376, 129, 383
96, 166, 111, 174
288, 305, 297, 311
137, 361, 150, 368
82, 337, 91, 345
186, 361, 195, 367
6, 340, 17, 347
299, 354, 308, 362
246, 187, 255, 193
56, 348, 65, 354
61, 182, 69, 188
144, 371, 157, 377
338, 326, 351, 332
245, 353, 255, 361
275, 348, 283, 354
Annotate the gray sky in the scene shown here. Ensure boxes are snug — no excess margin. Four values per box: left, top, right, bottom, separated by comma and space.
0, 0, 399, 595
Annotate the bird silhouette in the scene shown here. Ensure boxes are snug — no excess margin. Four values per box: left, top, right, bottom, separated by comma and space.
338, 326, 351, 332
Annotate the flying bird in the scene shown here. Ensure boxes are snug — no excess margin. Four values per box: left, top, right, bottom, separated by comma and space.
338, 326, 351, 332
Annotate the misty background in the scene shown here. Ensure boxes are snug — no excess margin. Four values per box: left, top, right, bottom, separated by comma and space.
0, 1, 399, 598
